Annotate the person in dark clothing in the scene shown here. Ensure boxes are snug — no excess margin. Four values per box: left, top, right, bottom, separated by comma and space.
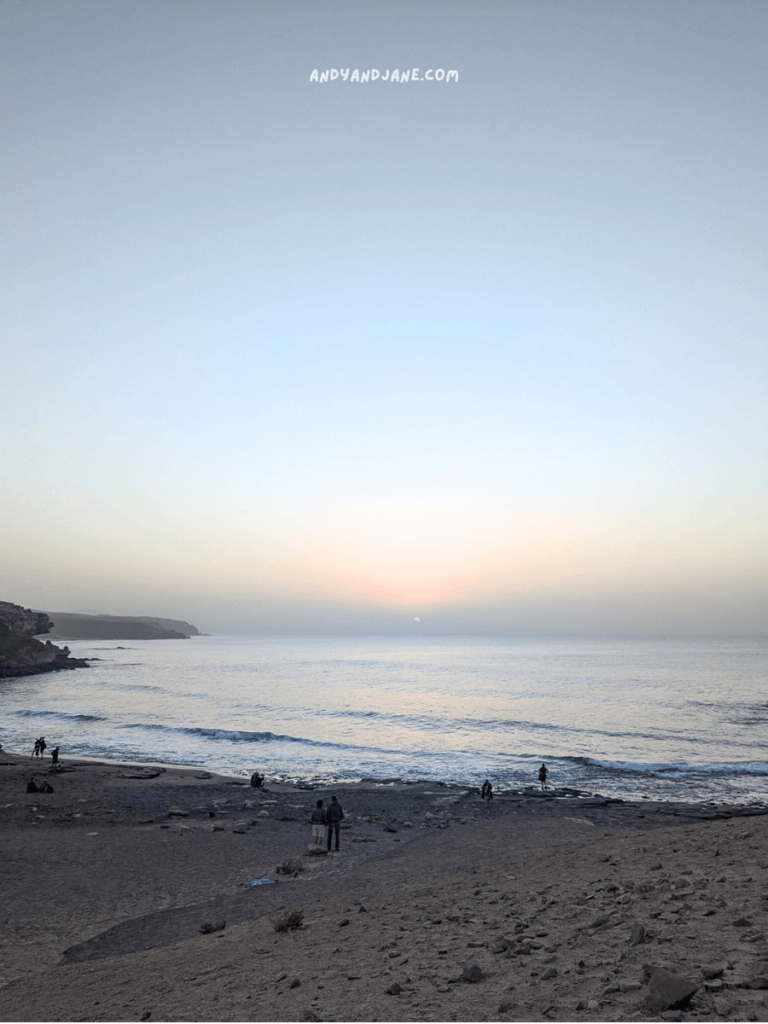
250, 771, 263, 788
51, 746, 60, 768
538, 763, 548, 790
38, 737, 46, 758
39, 780, 53, 793
27, 778, 38, 793
310, 799, 326, 847
481, 779, 493, 809
326, 795, 344, 851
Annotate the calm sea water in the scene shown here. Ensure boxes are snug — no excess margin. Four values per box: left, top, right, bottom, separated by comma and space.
3, 635, 767, 804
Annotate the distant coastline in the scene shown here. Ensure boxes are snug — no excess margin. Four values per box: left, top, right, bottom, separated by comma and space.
38, 612, 203, 641
0, 601, 204, 678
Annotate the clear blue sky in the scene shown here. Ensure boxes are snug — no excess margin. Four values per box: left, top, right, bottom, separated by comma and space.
2, 0, 766, 634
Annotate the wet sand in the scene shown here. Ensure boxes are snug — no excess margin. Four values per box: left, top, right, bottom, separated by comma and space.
1, 752, 767, 1022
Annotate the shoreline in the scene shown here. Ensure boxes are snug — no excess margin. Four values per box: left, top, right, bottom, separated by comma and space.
2, 749, 768, 1021
8, 745, 768, 812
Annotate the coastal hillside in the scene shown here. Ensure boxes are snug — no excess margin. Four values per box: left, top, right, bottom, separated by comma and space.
40, 612, 199, 641
0, 601, 89, 677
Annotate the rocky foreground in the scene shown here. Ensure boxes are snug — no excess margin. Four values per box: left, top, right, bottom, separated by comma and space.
0, 601, 89, 678
1, 755, 767, 1022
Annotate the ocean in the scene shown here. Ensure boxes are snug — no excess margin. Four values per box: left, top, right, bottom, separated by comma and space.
3, 634, 767, 805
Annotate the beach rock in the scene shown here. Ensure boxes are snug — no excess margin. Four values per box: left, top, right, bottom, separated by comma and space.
587, 1000, 600, 1010
258, 810, 270, 817
644, 964, 698, 1013
733, 917, 752, 927
714, 996, 732, 1016
386, 983, 402, 995
210, 823, 225, 831
462, 962, 484, 982
289, 978, 301, 989
705, 979, 724, 991
629, 922, 646, 946
620, 980, 642, 992
167, 806, 189, 818
199, 920, 226, 934
244, 800, 254, 809
232, 821, 248, 833
305, 845, 327, 856
702, 966, 724, 980
278, 857, 303, 875
660, 1012, 683, 1022
195, 771, 212, 779
275, 972, 287, 983
541, 967, 557, 980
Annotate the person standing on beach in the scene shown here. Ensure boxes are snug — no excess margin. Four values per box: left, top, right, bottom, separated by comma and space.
310, 799, 326, 847
39, 737, 46, 759
326, 795, 344, 851
481, 779, 493, 810
50, 746, 60, 768
538, 763, 548, 790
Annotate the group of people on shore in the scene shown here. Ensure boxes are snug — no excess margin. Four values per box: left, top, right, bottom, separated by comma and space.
310, 795, 344, 851
481, 763, 549, 809
31, 737, 60, 766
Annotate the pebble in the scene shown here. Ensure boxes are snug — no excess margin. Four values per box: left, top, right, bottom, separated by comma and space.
714, 996, 732, 1016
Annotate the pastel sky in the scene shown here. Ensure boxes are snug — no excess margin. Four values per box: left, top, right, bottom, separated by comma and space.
2, 0, 766, 635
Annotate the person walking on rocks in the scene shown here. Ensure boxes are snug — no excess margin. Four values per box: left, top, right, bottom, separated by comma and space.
538, 763, 548, 790
326, 794, 344, 852
481, 779, 493, 810
310, 799, 326, 847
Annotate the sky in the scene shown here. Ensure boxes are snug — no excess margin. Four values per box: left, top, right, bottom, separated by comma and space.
1, 0, 766, 635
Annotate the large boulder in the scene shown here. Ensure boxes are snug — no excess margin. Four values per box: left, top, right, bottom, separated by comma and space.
644, 965, 698, 1013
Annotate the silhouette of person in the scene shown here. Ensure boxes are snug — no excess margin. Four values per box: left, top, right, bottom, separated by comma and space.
481, 779, 493, 809
310, 800, 326, 846
538, 763, 548, 790
326, 795, 344, 851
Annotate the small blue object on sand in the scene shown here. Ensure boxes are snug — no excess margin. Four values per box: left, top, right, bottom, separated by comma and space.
243, 877, 277, 887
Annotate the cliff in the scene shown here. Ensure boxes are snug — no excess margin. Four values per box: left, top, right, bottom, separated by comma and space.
42, 613, 196, 641
0, 601, 89, 678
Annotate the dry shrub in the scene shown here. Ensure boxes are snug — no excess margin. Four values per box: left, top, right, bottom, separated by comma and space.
270, 907, 304, 933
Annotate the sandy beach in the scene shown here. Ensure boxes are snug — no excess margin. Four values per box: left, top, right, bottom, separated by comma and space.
1, 752, 768, 1022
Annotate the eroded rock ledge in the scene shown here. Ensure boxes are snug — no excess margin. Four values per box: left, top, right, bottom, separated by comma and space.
0, 601, 89, 678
